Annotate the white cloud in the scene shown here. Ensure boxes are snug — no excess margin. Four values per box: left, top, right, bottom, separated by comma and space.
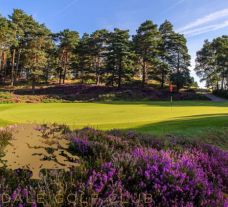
57, 0, 80, 15
171, 0, 187, 8
177, 8, 228, 32
177, 0, 187, 5
184, 20, 228, 37
163, 0, 187, 13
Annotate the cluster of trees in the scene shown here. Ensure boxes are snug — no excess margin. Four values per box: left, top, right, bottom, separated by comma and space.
195, 36, 228, 90
0, 9, 193, 92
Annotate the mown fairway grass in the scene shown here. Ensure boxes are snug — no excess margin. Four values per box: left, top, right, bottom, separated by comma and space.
0, 101, 228, 137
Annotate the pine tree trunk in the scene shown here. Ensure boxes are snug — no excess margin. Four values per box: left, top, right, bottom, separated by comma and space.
0, 50, 2, 71
96, 75, 100, 85
63, 67, 66, 84
110, 71, 114, 87
63, 68, 66, 84
118, 60, 122, 89
59, 69, 62, 85
176, 51, 180, 92
32, 78, 36, 95
0, 50, 2, 82
2, 51, 7, 84
45, 66, 49, 84
226, 75, 228, 90
221, 71, 225, 90
11, 49, 16, 86
81, 66, 84, 84
161, 71, 165, 88
142, 60, 147, 88
15, 49, 21, 82
96, 58, 101, 85
118, 73, 121, 89
177, 51, 180, 73
63, 52, 68, 84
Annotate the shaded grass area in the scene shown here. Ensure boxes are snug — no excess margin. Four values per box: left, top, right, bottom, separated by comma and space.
132, 114, 228, 135
0, 101, 227, 147
126, 114, 228, 149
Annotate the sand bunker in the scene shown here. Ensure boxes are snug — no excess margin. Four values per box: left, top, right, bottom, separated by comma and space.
0, 124, 79, 179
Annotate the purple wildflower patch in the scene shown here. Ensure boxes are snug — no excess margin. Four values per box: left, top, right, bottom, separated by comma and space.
70, 137, 90, 155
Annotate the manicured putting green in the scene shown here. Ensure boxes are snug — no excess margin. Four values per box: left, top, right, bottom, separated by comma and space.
0, 101, 228, 136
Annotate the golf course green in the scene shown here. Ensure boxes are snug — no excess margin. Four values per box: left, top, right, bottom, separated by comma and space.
0, 101, 228, 136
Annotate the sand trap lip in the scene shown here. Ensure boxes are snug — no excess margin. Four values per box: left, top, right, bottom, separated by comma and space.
0, 124, 79, 179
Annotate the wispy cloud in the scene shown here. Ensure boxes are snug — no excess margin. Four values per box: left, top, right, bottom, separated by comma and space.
163, 0, 187, 13
57, 0, 80, 15
184, 20, 228, 37
174, 0, 187, 7
177, 8, 228, 32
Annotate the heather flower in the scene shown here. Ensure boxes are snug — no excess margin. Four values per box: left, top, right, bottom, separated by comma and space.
114, 147, 226, 206
199, 144, 228, 192
70, 137, 90, 155
87, 162, 117, 193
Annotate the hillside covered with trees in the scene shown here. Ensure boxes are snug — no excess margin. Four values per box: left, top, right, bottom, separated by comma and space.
0, 9, 195, 93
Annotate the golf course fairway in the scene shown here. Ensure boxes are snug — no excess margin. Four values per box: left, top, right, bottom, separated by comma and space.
0, 101, 228, 136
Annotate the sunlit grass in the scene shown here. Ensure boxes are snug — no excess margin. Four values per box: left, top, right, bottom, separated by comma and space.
0, 101, 228, 136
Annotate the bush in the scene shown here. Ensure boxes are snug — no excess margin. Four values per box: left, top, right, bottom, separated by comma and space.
67, 128, 228, 206
83, 148, 227, 206
0, 129, 12, 157
213, 90, 228, 99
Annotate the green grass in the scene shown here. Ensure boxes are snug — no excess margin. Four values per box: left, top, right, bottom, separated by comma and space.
1, 101, 228, 148
0, 101, 228, 136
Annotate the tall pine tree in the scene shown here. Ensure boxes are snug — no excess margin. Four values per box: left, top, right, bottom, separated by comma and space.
106, 29, 134, 88
89, 29, 109, 85
56, 29, 79, 84
133, 20, 161, 88
169, 34, 191, 92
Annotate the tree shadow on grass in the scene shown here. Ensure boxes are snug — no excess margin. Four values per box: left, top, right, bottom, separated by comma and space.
125, 114, 228, 149
128, 114, 228, 136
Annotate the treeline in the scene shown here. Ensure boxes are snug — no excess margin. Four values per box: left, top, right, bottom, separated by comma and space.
195, 36, 228, 91
0, 9, 194, 92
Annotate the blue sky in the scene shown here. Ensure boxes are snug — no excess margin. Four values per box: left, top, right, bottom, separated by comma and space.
1, 0, 228, 87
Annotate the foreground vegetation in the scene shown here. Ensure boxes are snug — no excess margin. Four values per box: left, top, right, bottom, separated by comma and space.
0, 125, 227, 206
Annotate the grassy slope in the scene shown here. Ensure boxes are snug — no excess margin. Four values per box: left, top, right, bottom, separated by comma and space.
0, 101, 228, 136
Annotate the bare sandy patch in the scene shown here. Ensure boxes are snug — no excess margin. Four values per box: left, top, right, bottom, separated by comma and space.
0, 124, 79, 179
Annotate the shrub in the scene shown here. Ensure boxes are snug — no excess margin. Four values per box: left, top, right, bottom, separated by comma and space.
84, 148, 227, 206
66, 128, 228, 206
70, 137, 91, 156
0, 129, 12, 157
213, 90, 228, 99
